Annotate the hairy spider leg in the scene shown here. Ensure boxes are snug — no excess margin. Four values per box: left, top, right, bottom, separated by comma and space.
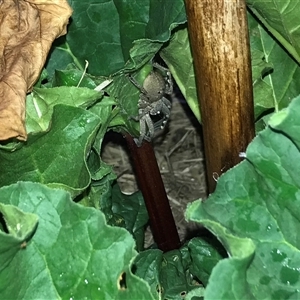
127, 74, 148, 95
149, 98, 171, 117
135, 114, 156, 146
143, 114, 156, 139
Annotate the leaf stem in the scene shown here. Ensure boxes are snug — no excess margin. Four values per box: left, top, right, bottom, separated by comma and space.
125, 134, 180, 252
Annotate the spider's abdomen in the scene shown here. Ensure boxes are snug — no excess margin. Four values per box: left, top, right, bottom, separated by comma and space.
142, 71, 166, 102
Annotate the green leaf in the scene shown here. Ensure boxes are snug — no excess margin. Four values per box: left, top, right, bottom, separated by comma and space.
88, 97, 121, 155
160, 249, 199, 299
205, 236, 255, 300
46, 0, 186, 76
52, 68, 98, 89
0, 203, 38, 273
0, 182, 153, 299
186, 95, 300, 299
160, 27, 200, 122
247, 0, 300, 64
79, 172, 125, 229
45, 37, 78, 77
0, 204, 38, 239
106, 70, 143, 138
26, 87, 103, 134
111, 184, 148, 251
134, 245, 208, 300
133, 249, 163, 299
0, 105, 101, 197
248, 11, 300, 117
269, 95, 300, 147
187, 237, 226, 286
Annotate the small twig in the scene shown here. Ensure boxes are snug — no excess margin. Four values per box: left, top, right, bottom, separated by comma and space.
77, 60, 89, 87
167, 195, 182, 207
166, 130, 192, 158
178, 158, 204, 163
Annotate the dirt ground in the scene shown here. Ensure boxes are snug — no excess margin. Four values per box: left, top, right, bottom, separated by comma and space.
102, 89, 207, 247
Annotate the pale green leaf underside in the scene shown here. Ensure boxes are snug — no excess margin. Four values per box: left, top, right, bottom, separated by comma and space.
247, 0, 300, 64
0, 182, 154, 300
186, 96, 300, 299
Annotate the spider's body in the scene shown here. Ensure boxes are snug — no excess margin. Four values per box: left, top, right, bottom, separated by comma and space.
129, 63, 172, 146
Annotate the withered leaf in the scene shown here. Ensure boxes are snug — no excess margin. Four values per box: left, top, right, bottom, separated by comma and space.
0, 0, 72, 141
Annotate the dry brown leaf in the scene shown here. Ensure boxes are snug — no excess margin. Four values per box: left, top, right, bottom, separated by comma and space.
0, 0, 72, 141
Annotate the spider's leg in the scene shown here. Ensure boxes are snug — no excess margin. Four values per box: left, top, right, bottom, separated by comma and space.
127, 74, 148, 95
149, 101, 162, 115
128, 115, 139, 122
143, 114, 155, 141
134, 137, 142, 146
164, 74, 173, 95
152, 62, 169, 73
160, 100, 171, 118
149, 98, 171, 117
129, 96, 151, 122
162, 97, 172, 109
158, 108, 170, 129
151, 99, 171, 130
153, 118, 167, 131
138, 95, 152, 111
134, 117, 147, 146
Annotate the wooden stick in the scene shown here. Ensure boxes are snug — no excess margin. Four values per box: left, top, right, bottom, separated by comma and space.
184, 0, 255, 193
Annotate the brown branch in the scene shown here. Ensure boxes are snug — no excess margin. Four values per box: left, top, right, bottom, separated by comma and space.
184, 0, 255, 193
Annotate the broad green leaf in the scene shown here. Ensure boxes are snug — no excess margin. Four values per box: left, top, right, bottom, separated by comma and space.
34, 69, 49, 88
133, 249, 163, 299
88, 98, 120, 156
46, 0, 186, 76
0, 105, 101, 197
160, 28, 200, 122
186, 237, 226, 286
134, 246, 205, 300
247, 0, 300, 64
160, 249, 200, 299
204, 235, 255, 300
52, 68, 98, 89
26, 87, 103, 134
126, 40, 163, 71
45, 37, 78, 77
79, 172, 125, 229
186, 96, 300, 299
250, 38, 274, 119
269, 94, 300, 148
0, 203, 38, 273
0, 204, 38, 239
106, 69, 143, 138
248, 12, 300, 117
111, 184, 148, 251
0, 182, 153, 299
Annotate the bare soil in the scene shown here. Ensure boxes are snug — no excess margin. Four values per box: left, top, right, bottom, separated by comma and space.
102, 91, 207, 247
